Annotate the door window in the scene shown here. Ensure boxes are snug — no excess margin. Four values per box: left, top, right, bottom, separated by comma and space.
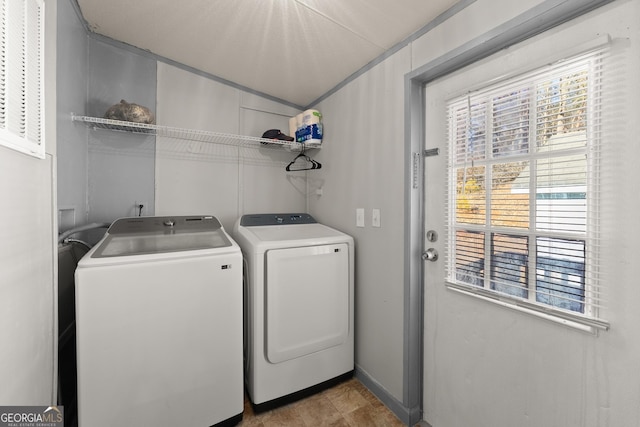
444, 47, 608, 329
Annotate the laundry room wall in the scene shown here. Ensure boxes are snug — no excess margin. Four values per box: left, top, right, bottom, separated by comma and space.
154, 63, 305, 230
309, 48, 410, 405
0, 0, 57, 404
85, 39, 158, 225
57, 0, 90, 233
57, 0, 157, 236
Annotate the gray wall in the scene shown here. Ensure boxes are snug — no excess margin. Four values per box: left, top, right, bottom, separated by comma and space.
57, 0, 89, 231
310, 47, 409, 402
154, 62, 305, 231
0, 0, 57, 404
86, 39, 157, 223
57, 1, 157, 232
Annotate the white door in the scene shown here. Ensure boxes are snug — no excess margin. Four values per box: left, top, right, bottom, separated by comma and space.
421, 6, 627, 426
421, 74, 449, 424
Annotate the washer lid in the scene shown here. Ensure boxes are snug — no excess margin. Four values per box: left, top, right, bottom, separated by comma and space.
92, 230, 232, 258
91, 215, 232, 258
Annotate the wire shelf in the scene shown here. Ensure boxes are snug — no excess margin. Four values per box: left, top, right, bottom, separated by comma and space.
71, 114, 311, 151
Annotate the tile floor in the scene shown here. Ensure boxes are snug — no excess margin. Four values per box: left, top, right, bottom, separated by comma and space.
239, 378, 406, 427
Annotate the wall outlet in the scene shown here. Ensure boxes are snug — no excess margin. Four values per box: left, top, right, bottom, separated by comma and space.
356, 208, 365, 227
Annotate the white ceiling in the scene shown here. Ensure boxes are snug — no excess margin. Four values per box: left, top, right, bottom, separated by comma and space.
76, 0, 460, 108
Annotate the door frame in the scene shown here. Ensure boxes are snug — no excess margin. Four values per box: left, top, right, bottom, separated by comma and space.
402, 0, 615, 424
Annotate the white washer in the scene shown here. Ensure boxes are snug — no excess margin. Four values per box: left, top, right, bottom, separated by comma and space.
75, 215, 243, 427
233, 213, 354, 409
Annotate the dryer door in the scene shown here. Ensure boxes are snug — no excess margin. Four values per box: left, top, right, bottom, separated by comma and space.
265, 243, 349, 364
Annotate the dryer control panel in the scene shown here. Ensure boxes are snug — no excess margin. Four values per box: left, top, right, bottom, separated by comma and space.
240, 213, 317, 227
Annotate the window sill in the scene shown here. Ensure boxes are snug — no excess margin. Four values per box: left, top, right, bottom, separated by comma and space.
445, 281, 609, 334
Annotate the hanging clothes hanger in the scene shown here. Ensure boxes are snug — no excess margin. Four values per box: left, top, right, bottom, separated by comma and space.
285, 146, 322, 171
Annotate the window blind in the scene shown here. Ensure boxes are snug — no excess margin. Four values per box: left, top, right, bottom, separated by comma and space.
0, 0, 45, 159
445, 47, 609, 330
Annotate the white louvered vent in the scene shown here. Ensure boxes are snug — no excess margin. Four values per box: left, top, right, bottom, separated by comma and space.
0, 0, 45, 159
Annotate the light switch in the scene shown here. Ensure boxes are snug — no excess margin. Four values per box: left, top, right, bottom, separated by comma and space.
356, 208, 365, 227
372, 209, 381, 227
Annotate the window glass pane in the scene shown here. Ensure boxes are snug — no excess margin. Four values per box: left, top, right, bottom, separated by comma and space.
453, 101, 487, 163
536, 70, 588, 150
536, 153, 587, 233
455, 230, 485, 287
490, 233, 529, 298
456, 166, 485, 224
492, 89, 530, 157
491, 162, 529, 228
536, 237, 585, 312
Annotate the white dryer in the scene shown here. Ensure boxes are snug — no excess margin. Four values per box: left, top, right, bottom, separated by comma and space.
233, 213, 354, 409
75, 215, 243, 427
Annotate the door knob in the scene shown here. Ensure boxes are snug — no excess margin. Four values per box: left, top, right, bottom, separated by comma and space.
422, 248, 438, 262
